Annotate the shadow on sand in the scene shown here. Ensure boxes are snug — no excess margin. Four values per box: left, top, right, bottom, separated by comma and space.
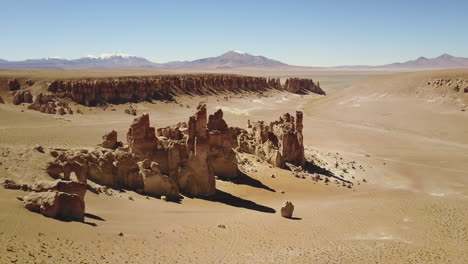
218, 170, 276, 192
201, 189, 276, 214
303, 160, 352, 184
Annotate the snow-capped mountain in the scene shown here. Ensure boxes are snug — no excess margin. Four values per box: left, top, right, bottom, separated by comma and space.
0, 51, 288, 70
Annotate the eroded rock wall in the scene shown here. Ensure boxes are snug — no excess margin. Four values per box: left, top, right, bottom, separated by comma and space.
42, 75, 322, 106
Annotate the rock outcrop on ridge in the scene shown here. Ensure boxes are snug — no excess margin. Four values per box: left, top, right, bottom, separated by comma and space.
42, 75, 323, 106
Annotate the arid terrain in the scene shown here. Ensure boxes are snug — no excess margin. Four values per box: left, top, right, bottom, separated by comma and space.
1, 68, 467, 264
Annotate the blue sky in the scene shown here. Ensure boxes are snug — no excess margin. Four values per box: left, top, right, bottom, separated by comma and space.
1, 0, 467, 66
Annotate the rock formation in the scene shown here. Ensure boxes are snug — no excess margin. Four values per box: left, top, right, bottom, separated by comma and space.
45, 104, 237, 198
13, 90, 33, 105
22, 191, 85, 222
0, 95, 4, 104
284, 78, 325, 95
27, 93, 72, 115
234, 111, 305, 168
280, 201, 294, 218
99, 130, 120, 149
207, 109, 238, 178
3, 179, 88, 222
44, 105, 309, 200
8, 79, 20, 91
38, 75, 322, 106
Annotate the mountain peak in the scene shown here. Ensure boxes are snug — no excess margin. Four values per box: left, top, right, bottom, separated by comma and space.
437, 53, 454, 59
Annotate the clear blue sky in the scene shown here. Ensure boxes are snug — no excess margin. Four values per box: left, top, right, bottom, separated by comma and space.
1, 0, 467, 66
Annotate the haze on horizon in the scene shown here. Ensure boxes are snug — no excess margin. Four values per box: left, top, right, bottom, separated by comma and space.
1, 0, 468, 67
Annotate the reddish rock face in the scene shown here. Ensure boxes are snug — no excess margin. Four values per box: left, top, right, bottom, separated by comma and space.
40, 75, 323, 106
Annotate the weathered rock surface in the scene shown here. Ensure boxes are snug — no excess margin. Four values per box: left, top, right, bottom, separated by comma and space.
22, 191, 85, 222
40, 75, 322, 106
28, 93, 72, 115
280, 201, 294, 218
234, 111, 305, 168
43, 104, 309, 199
207, 109, 238, 178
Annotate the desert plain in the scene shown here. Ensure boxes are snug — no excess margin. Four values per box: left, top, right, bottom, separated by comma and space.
0, 68, 467, 264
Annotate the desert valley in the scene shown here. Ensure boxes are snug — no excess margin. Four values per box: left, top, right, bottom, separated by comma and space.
1, 1, 468, 263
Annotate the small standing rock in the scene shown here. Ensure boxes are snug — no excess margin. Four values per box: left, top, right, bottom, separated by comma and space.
281, 201, 294, 218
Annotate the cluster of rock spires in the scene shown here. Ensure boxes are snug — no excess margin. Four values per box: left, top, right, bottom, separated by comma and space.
233, 111, 305, 168
41, 104, 306, 209
44, 75, 324, 106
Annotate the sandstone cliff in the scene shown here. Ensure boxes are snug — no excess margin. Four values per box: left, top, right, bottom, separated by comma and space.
43, 74, 323, 106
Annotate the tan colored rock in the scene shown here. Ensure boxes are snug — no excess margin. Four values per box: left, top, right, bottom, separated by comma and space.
22, 191, 85, 222
30, 180, 87, 200
280, 201, 294, 218
138, 160, 179, 198
127, 113, 157, 157
207, 109, 238, 178
233, 111, 305, 168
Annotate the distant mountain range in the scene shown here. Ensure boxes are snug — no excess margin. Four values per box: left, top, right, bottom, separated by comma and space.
0, 52, 467, 70
336, 54, 468, 69
0, 51, 287, 70
380, 54, 468, 69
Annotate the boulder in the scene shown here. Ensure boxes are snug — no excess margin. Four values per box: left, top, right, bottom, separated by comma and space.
22, 191, 85, 222
280, 201, 294, 218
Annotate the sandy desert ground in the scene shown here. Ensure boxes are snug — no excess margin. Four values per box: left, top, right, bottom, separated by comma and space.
0, 69, 467, 264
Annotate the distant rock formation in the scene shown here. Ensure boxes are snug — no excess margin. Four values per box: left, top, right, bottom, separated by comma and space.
13, 90, 33, 105
28, 93, 73, 115
284, 78, 325, 95
8, 79, 20, 91
234, 111, 305, 168
41, 75, 323, 106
